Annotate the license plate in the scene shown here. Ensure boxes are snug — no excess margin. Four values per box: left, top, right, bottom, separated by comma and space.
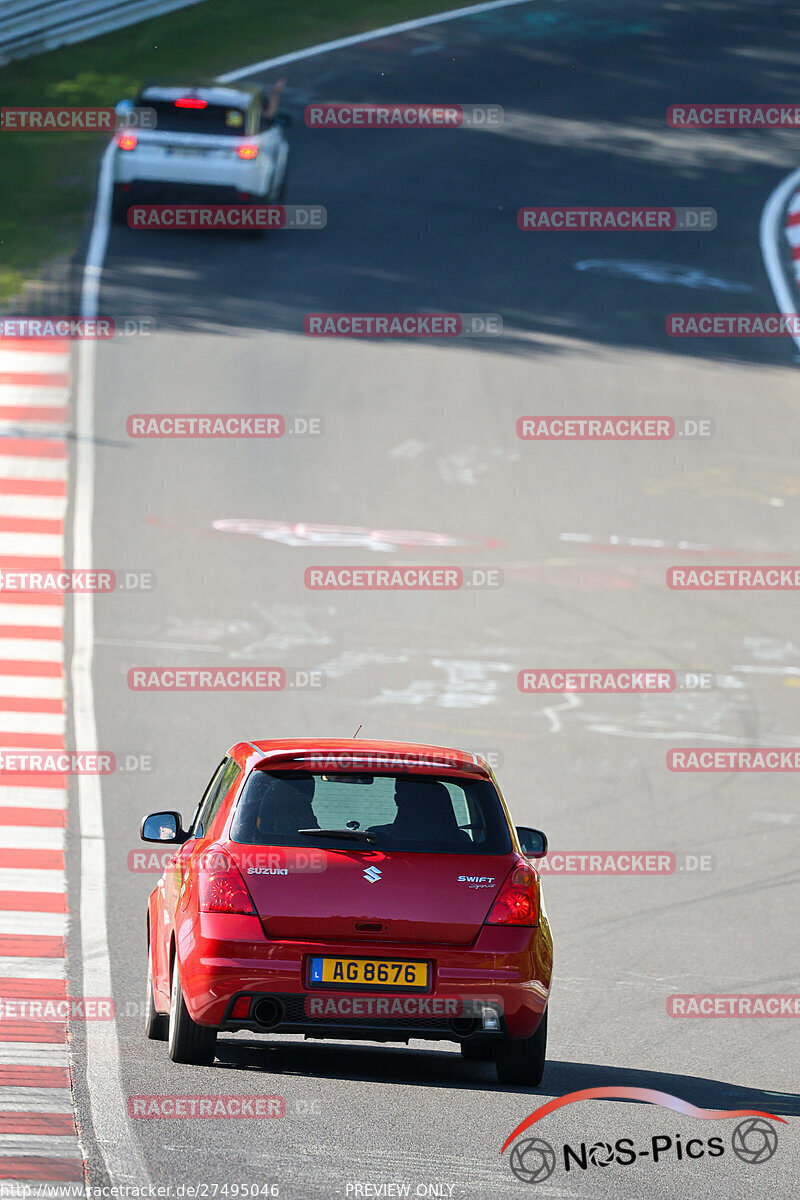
168, 147, 204, 157
308, 956, 429, 991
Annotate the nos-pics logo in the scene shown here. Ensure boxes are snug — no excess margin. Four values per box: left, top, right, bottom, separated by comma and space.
502, 1088, 782, 1184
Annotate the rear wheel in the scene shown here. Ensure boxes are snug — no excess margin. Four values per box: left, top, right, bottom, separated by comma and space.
144, 949, 168, 1041
495, 1009, 547, 1086
167, 955, 217, 1065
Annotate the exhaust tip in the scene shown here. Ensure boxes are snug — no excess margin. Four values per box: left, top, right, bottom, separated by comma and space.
252, 997, 284, 1029
450, 1016, 479, 1037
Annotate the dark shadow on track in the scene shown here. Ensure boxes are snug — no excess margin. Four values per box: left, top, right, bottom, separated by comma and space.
212, 1039, 800, 1114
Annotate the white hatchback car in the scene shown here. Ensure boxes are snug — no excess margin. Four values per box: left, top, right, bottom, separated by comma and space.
112, 82, 290, 222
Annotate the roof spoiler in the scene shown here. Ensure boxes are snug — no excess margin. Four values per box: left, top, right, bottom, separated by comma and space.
251, 748, 491, 778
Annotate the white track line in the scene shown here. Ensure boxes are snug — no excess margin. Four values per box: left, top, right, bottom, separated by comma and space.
74, 139, 150, 1187
219, 0, 535, 81
759, 164, 800, 357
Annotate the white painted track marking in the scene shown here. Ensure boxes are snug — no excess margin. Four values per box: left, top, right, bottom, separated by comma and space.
218, 0, 537, 81
759, 165, 800, 356
73, 140, 151, 1186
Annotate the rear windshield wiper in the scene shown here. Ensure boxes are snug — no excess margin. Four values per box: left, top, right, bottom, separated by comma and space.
297, 828, 377, 844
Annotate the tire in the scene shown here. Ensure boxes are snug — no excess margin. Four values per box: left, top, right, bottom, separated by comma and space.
144, 949, 168, 1041
277, 167, 288, 204
167, 954, 217, 1065
495, 1009, 547, 1086
460, 1040, 495, 1062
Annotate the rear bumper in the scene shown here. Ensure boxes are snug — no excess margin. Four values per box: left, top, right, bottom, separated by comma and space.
218, 991, 509, 1043
113, 150, 264, 195
172, 914, 553, 1041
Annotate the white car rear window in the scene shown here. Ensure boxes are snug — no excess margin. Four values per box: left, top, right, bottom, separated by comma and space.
145, 101, 249, 136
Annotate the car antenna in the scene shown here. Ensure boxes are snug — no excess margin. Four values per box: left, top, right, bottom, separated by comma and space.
352, 724, 362, 738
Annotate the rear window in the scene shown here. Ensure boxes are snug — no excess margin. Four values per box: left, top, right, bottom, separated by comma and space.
144, 100, 250, 136
229, 771, 512, 855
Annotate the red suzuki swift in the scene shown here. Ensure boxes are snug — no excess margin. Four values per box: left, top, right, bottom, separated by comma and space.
140, 739, 553, 1085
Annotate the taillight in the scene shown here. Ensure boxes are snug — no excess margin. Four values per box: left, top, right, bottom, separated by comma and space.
198, 849, 255, 915
175, 97, 207, 109
485, 862, 538, 926
117, 132, 137, 151
237, 144, 258, 160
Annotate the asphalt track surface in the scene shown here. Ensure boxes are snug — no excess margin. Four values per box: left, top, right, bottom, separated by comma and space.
70, 2, 800, 1197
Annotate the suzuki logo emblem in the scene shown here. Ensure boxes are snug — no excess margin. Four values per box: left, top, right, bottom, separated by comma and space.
363, 866, 382, 883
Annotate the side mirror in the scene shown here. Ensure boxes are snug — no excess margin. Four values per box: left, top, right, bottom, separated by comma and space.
516, 826, 548, 858
115, 99, 134, 116
140, 811, 187, 843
